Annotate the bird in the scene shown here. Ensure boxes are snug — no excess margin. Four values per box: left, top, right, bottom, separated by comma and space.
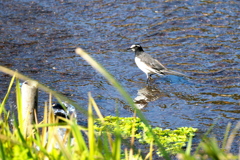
128, 44, 186, 84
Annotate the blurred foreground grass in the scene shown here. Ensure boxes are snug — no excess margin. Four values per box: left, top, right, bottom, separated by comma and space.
0, 48, 238, 160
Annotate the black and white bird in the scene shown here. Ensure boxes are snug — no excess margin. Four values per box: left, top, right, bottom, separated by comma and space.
128, 44, 186, 84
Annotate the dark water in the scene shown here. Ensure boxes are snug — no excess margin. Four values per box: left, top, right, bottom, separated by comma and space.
1, 0, 239, 153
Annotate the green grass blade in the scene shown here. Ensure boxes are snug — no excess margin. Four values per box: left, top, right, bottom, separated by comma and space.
76, 48, 171, 160
112, 131, 121, 160
16, 78, 23, 134
112, 114, 121, 160
0, 74, 15, 115
0, 141, 5, 160
54, 134, 72, 160
88, 93, 95, 159
13, 116, 34, 158
98, 132, 112, 158
225, 121, 240, 152
185, 135, 192, 156
75, 48, 137, 114
70, 119, 88, 154
222, 122, 231, 149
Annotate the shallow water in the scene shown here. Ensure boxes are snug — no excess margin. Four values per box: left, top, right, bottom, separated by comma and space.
1, 0, 239, 153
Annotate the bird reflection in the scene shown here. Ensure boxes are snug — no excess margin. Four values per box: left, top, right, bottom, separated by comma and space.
134, 85, 166, 109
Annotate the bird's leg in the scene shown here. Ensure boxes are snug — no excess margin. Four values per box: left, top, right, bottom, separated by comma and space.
146, 78, 149, 84
147, 74, 152, 85
146, 74, 152, 85
146, 74, 149, 84
149, 74, 153, 79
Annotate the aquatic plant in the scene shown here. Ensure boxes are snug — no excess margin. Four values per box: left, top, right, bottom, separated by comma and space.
94, 116, 197, 155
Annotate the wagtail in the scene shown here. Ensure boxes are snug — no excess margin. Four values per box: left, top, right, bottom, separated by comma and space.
128, 44, 186, 84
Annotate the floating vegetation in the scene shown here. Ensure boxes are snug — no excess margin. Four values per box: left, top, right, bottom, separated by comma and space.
94, 116, 197, 155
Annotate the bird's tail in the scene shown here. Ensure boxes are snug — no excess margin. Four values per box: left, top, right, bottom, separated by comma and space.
161, 69, 187, 77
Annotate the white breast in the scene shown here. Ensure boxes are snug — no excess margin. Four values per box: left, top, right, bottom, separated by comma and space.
135, 57, 156, 75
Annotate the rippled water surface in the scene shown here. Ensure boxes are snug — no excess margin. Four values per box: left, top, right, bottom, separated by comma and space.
1, 0, 239, 153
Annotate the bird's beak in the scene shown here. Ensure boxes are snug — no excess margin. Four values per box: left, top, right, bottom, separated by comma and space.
127, 47, 132, 51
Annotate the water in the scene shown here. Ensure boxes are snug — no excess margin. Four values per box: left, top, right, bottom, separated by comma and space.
1, 0, 239, 153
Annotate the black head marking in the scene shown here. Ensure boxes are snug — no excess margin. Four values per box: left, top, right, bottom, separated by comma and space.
129, 44, 144, 52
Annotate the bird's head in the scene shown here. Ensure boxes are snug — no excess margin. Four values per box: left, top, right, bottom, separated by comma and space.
127, 44, 144, 52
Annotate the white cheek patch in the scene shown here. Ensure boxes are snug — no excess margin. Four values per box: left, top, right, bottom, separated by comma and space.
130, 45, 136, 48
130, 44, 140, 49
